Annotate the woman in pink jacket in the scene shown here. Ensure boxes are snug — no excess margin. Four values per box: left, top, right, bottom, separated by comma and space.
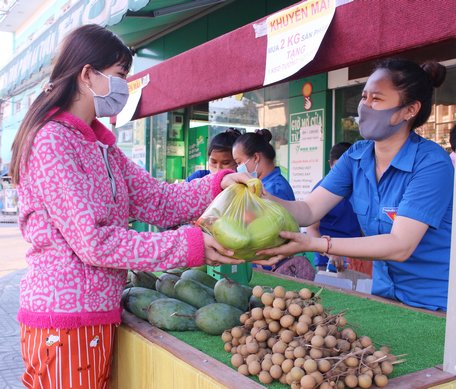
10, 24, 256, 389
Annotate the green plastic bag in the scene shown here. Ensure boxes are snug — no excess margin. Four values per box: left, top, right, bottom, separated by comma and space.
197, 179, 299, 260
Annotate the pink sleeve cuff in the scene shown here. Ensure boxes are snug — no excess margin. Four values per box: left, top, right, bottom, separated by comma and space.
185, 227, 206, 267
211, 169, 235, 199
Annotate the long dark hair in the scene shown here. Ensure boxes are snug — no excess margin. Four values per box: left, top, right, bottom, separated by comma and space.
374, 59, 446, 130
10, 24, 132, 183
233, 129, 276, 161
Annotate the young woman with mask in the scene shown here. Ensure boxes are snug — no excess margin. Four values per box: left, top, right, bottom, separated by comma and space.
9, 24, 259, 389
186, 128, 241, 181
232, 129, 295, 201
259, 59, 451, 311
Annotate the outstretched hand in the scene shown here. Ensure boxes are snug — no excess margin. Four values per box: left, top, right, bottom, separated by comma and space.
220, 172, 257, 192
255, 231, 310, 265
202, 233, 245, 266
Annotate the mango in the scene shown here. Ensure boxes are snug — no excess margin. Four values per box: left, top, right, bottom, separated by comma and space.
130, 271, 158, 290
211, 216, 250, 250
121, 287, 166, 320
246, 215, 283, 250
147, 298, 197, 331
214, 278, 252, 311
156, 273, 180, 298
174, 279, 216, 308
195, 303, 243, 335
180, 269, 217, 288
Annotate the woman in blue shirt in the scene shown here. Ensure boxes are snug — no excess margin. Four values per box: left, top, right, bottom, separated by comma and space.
260, 59, 451, 311
232, 129, 295, 201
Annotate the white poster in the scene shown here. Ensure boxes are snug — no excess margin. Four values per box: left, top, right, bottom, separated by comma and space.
289, 109, 324, 200
263, 0, 336, 86
116, 74, 150, 128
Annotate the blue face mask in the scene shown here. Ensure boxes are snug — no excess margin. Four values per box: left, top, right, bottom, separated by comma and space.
236, 158, 258, 178
358, 103, 406, 141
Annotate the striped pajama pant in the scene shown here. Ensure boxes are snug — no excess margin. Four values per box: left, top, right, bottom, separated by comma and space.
20, 324, 115, 389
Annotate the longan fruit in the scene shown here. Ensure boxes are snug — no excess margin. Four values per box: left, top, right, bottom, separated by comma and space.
294, 357, 306, 368
303, 359, 318, 374
358, 373, 373, 388
320, 382, 333, 389
269, 364, 283, 379
274, 285, 286, 298
288, 303, 303, 317
309, 348, 323, 359
271, 352, 285, 366
268, 320, 281, 333
221, 330, 232, 343
261, 358, 273, 372
359, 335, 372, 348
295, 321, 309, 335
231, 353, 244, 368
345, 356, 359, 368
246, 341, 259, 354
290, 366, 305, 381
273, 297, 286, 310
245, 354, 259, 364
237, 364, 249, 375
293, 346, 306, 358
252, 285, 264, 298
250, 307, 264, 321
281, 358, 294, 374
337, 315, 347, 327
299, 288, 313, 300
314, 324, 328, 337
231, 326, 244, 339
248, 360, 261, 375
258, 370, 273, 384
374, 374, 389, 387
317, 359, 331, 373
324, 335, 337, 348
261, 292, 274, 306
272, 340, 287, 354
310, 370, 324, 385
381, 361, 394, 375
344, 374, 358, 388
269, 307, 283, 321
311, 334, 324, 347
300, 374, 317, 389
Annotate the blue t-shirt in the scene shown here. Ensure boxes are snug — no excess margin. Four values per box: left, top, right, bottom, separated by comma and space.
321, 132, 453, 311
262, 167, 295, 201
312, 179, 362, 267
186, 169, 210, 182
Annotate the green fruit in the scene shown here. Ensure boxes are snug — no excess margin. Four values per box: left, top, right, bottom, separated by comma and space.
211, 216, 250, 250
181, 269, 217, 288
156, 273, 180, 297
195, 303, 243, 335
130, 271, 158, 290
174, 279, 216, 308
214, 278, 252, 311
246, 215, 282, 250
147, 298, 197, 331
165, 267, 187, 277
121, 287, 166, 320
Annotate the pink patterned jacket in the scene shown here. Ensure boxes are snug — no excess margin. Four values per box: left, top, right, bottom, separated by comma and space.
17, 111, 229, 329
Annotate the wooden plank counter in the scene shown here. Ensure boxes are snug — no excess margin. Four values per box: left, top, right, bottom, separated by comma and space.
110, 271, 456, 388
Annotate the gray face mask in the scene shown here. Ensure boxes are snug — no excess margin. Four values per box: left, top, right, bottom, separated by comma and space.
88, 71, 129, 118
358, 103, 406, 141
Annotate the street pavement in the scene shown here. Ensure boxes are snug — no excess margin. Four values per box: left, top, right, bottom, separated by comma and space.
0, 222, 29, 388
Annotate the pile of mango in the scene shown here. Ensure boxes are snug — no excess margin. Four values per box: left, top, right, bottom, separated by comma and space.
122, 267, 255, 335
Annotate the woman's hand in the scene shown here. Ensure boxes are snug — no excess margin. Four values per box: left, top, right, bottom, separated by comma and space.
255, 231, 310, 264
220, 172, 253, 190
203, 232, 245, 266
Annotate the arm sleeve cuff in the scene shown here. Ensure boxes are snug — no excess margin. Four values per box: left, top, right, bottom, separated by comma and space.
211, 169, 235, 198
185, 227, 206, 267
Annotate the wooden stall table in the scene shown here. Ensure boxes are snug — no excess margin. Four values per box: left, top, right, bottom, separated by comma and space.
110, 270, 456, 389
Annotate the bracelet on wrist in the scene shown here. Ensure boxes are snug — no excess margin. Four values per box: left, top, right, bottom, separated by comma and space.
320, 235, 332, 256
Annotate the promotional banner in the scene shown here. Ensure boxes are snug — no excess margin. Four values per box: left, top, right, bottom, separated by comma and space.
263, 0, 336, 85
289, 109, 324, 200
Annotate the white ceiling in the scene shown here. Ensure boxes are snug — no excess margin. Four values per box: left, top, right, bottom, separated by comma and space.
0, 0, 44, 32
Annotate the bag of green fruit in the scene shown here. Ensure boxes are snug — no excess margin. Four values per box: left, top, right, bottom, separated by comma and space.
196, 178, 299, 260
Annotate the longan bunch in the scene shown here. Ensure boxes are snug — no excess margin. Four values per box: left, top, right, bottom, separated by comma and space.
222, 285, 401, 388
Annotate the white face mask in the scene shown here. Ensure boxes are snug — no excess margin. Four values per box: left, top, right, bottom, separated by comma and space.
236, 158, 258, 178
88, 71, 129, 117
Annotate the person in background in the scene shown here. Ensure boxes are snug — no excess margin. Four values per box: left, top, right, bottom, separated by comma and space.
9, 24, 261, 389
306, 142, 368, 275
260, 58, 451, 311
449, 124, 456, 167
233, 129, 297, 272
186, 128, 241, 181
232, 128, 295, 201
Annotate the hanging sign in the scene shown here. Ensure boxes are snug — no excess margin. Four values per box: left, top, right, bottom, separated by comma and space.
263, 0, 336, 86
116, 74, 150, 128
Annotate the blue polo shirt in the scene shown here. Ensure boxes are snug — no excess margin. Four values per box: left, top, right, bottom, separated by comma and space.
312, 179, 362, 267
186, 169, 210, 182
321, 132, 453, 311
262, 167, 295, 201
